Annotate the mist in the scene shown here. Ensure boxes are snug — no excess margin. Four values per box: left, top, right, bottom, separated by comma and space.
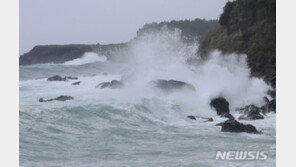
102, 28, 271, 116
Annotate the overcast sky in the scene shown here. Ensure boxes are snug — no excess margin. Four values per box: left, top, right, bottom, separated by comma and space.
20, 0, 227, 54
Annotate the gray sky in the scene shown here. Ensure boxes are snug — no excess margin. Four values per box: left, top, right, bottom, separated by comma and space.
20, 0, 227, 54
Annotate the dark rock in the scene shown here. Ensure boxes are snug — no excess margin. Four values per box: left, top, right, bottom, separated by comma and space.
190, 116, 214, 122
95, 80, 123, 89
38, 98, 53, 102
72, 81, 81, 85
96, 82, 110, 89
210, 97, 230, 116
54, 95, 74, 101
215, 122, 223, 126
221, 113, 235, 120
38, 95, 74, 102
267, 90, 276, 99
216, 119, 261, 134
269, 99, 276, 112
47, 75, 78, 82
261, 97, 276, 113
38, 98, 43, 102
236, 105, 264, 120
206, 118, 214, 122
187, 115, 196, 120
239, 113, 264, 120
153, 80, 196, 92
263, 96, 269, 103
47, 75, 67, 81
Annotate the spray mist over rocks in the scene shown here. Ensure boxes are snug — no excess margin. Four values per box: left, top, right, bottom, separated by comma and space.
19, 27, 272, 118
19, 27, 275, 167
64, 52, 107, 65
103, 27, 271, 116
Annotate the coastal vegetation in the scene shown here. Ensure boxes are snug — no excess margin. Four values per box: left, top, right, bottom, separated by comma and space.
198, 0, 276, 88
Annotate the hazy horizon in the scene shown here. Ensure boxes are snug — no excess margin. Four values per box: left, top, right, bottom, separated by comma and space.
20, 0, 227, 54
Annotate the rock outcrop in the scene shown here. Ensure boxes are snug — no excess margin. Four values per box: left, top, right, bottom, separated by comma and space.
187, 115, 213, 122
205, 118, 214, 122
38, 95, 74, 102
72, 81, 81, 85
216, 119, 261, 134
210, 97, 234, 119
210, 97, 229, 115
47, 75, 78, 82
47, 75, 67, 81
95, 80, 124, 89
261, 97, 276, 113
236, 105, 264, 120
187, 115, 196, 120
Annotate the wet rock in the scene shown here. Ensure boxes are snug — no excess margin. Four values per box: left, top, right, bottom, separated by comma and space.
38, 98, 53, 102
54, 95, 74, 101
47, 75, 78, 81
267, 90, 276, 99
95, 80, 123, 89
221, 113, 235, 120
153, 80, 196, 92
72, 81, 81, 85
261, 97, 276, 113
205, 118, 214, 122
236, 105, 264, 120
210, 97, 231, 118
96, 82, 110, 89
38, 95, 74, 102
47, 75, 67, 81
187, 115, 196, 120
189, 116, 214, 122
216, 119, 261, 134
268, 99, 276, 112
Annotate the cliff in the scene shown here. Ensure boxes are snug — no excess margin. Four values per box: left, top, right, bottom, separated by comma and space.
198, 0, 276, 88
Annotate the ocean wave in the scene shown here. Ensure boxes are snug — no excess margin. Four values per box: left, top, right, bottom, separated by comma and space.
63, 52, 107, 65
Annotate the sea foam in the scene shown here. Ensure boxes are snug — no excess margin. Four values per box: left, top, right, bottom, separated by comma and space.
63, 52, 107, 65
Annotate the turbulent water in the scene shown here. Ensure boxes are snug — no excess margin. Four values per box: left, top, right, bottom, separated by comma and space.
20, 29, 276, 167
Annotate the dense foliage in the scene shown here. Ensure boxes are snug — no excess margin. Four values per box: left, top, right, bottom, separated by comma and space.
198, 0, 276, 88
137, 18, 219, 42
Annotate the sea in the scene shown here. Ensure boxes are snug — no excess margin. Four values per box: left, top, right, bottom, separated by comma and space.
19, 29, 276, 167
